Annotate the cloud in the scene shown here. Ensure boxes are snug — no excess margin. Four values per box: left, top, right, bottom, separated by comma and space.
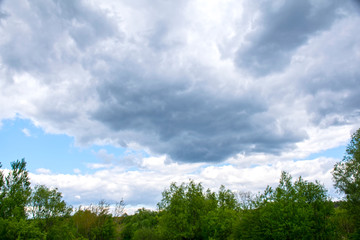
35, 168, 52, 174
92, 65, 308, 162
93, 149, 116, 163
234, 0, 346, 76
0, 0, 359, 164
22, 128, 30, 137
293, 17, 360, 126
0, 3, 8, 21
0, 0, 116, 72
86, 163, 112, 170
29, 154, 340, 209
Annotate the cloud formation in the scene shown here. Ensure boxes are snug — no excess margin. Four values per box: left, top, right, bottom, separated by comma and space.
0, 0, 360, 164
29, 154, 339, 211
235, 0, 345, 76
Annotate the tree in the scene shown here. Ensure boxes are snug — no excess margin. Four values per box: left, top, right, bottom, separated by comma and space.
157, 180, 206, 239
31, 184, 72, 220
0, 158, 31, 220
73, 200, 116, 240
120, 208, 160, 240
333, 128, 360, 236
0, 159, 48, 239
157, 180, 239, 240
201, 185, 238, 239
0, 162, 4, 207
0, 218, 45, 240
234, 172, 335, 239
30, 184, 74, 239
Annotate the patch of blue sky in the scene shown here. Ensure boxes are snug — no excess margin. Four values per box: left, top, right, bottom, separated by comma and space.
297, 145, 346, 162
0, 118, 134, 174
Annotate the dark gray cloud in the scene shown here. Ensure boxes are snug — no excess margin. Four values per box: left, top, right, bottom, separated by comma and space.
1, 0, 359, 164
0, 0, 7, 21
0, 0, 116, 73
352, 0, 360, 9
235, 0, 345, 76
91, 59, 306, 162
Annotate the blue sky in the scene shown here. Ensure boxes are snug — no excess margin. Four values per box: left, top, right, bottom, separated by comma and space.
0, 117, 149, 175
1, 117, 86, 173
0, 0, 360, 211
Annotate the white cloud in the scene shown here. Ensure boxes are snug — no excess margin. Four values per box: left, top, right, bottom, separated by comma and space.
86, 163, 112, 170
35, 168, 51, 174
29, 154, 340, 210
22, 128, 30, 137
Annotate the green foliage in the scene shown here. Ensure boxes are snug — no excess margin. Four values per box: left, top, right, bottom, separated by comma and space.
0, 159, 79, 239
234, 172, 335, 240
31, 184, 72, 220
330, 203, 355, 239
73, 200, 117, 240
0, 159, 31, 220
157, 180, 205, 239
132, 227, 158, 240
157, 180, 238, 240
0, 218, 45, 240
120, 208, 160, 240
30, 185, 78, 239
0, 162, 4, 197
333, 128, 360, 236
30, 184, 74, 237
201, 186, 239, 240
45, 217, 78, 240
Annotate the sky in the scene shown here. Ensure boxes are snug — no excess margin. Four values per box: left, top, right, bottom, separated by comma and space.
1, 0, 360, 212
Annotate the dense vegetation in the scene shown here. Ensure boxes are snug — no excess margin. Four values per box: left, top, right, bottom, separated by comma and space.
0, 128, 359, 239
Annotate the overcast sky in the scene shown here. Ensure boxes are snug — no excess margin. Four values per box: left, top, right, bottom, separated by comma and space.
1, 0, 360, 212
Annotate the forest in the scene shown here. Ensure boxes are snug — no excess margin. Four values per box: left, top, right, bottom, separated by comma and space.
0, 128, 359, 240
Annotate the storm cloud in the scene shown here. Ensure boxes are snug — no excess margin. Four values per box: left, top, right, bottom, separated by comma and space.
0, 0, 360, 163
235, 0, 348, 76
92, 62, 305, 162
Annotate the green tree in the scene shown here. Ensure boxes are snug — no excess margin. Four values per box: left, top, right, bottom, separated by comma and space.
0, 159, 47, 239
201, 186, 238, 239
30, 184, 75, 239
157, 180, 239, 240
0, 162, 4, 209
73, 200, 116, 240
330, 204, 355, 239
0, 159, 31, 220
120, 208, 160, 240
234, 172, 335, 239
0, 218, 45, 240
333, 128, 360, 237
31, 184, 72, 220
132, 227, 158, 240
157, 180, 208, 239
0, 162, 4, 195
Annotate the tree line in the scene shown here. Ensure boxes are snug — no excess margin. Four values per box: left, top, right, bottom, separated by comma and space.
0, 128, 359, 239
